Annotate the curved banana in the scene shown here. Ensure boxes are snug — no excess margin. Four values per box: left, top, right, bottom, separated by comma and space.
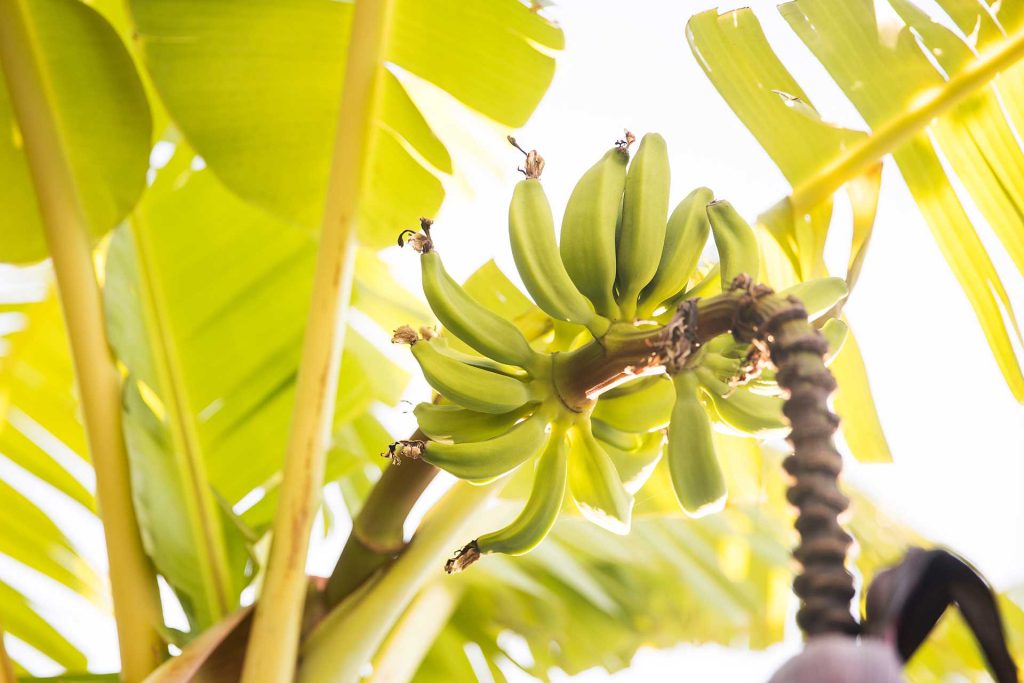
567, 420, 633, 534
421, 250, 542, 372
780, 277, 848, 321
413, 402, 529, 443
599, 429, 664, 494
473, 425, 569, 556
560, 146, 629, 319
696, 366, 787, 437
411, 339, 539, 414
600, 374, 663, 400
617, 133, 671, 319
668, 370, 726, 517
707, 200, 759, 288
590, 417, 643, 451
510, 179, 610, 337
701, 351, 743, 383
637, 187, 713, 317
422, 410, 551, 483
428, 336, 528, 379
591, 375, 674, 432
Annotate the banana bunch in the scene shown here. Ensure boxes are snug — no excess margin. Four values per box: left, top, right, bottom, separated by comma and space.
391, 134, 851, 570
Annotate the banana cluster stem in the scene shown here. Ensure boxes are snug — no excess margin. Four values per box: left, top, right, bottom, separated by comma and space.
324, 443, 437, 607
552, 275, 858, 637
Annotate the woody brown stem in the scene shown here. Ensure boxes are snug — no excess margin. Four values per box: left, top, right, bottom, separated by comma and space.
724, 277, 859, 638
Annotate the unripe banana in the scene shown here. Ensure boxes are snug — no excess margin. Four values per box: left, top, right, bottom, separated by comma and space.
599, 429, 664, 494
701, 351, 743, 383
591, 375, 674, 432
560, 146, 629, 319
668, 370, 726, 517
422, 410, 550, 483
637, 187, 713, 317
567, 420, 633, 534
421, 251, 542, 372
617, 133, 671, 319
696, 366, 787, 437
428, 337, 528, 379
413, 403, 529, 443
600, 374, 663, 400
411, 339, 539, 414
707, 200, 759, 288
473, 425, 569, 556
510, 179, 610, 337
590, 417, 644, 451
780, 277, 848, 321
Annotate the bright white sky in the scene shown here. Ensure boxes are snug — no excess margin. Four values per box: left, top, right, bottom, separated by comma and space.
5, 0, 1024, 679
388, 0, 1024, 678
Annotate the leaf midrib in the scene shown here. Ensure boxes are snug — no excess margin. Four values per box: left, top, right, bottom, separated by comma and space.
788, 20, 1024, 212
130, 212, 235, 623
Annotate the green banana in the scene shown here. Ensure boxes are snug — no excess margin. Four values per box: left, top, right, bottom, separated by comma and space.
701, 351, 743, 382
509, 179, 609, 337
637, 187, 713, 317
567, 420, 633, 534
590, 417, 644, 451
696, 366, 787, 437
780, 277, 848, 321
411, 339, 539, 414
591, 375, 674, 432
617, 133, 671, 319
473, 426, 569, 556
599, 429, 664, 494
421, 250, 541, 372
707, 200, 759, 288
599, 374, 663, 400
560, 146, 629, 319
667, 370, 726, 517
428, 336, 528, 379
422, 410, 551, 483
413, 403, 529, 443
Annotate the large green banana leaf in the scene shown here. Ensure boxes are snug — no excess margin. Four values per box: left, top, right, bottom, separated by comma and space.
0, 0, 151, 265
687, 1, 1024, 410
128, 0, 564, 245
101, 146, 422, 633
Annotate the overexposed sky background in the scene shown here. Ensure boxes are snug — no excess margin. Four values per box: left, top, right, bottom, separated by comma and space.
4, 0, 1024, 679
